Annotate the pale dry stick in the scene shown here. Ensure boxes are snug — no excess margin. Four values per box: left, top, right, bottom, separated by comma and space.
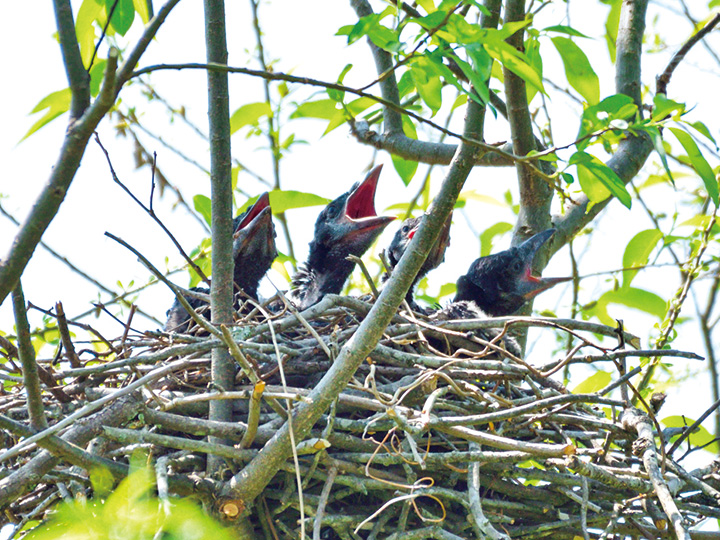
218, 324, 286, 418
253, 301, 307, 540
102, 426, 257, 461
621, 407, 691, 540
105, 231, 221, 339
160, 389, 309, 411
0, 359, 190, 463
437, 424, 591, 457
313, 465, 338, 540
239, 382, 264, 449
269, 289, 333, 359
467, 441, 510, 540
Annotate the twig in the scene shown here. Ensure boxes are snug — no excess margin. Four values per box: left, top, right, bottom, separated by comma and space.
95, 133, 211, 287
621, 407, 691, 540
12, 281, 48, 430
313, 465, 338, 540
0, 359, 190, 464
55, 301, 81, 368
656, 12, 720, 95
467, 442, 510, 540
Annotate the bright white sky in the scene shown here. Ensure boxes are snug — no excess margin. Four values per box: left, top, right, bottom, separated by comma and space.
1, 1, 719, 442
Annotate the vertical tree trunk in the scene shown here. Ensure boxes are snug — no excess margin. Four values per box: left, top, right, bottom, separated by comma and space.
204, 0, 235, 474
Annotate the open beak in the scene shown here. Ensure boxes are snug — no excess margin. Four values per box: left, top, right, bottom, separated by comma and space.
233, 193, 277, 261
514, 229, 571, 299
342, 164, 395, 234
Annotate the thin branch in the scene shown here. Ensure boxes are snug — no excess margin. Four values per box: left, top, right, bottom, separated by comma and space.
95, 133, 211, 286
656, 12, 720, 95
53, 0, 90, 119
12, 282, 48, 430
130, 62, 529, 168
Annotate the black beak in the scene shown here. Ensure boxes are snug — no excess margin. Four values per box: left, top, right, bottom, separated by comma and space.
513, 229, 570, 299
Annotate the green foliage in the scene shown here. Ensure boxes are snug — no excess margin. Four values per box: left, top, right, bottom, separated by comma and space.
193, 194, 212, 227
21, 89, 71, 142
25, 468, 234, 540
621, 229, 663, 289
105, 0, 136, 36
572, 370, 612, 394
569, 151, 632, 208
662, 416, 720, 455
668, 127, 719, 205
230, 102, 272, 134
587, 287, 667, 326
480, 222, 514, 257
550, 36, 600, 105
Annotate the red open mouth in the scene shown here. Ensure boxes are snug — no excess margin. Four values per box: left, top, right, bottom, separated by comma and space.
236, 192, 271, 232
345, 165, 382, 221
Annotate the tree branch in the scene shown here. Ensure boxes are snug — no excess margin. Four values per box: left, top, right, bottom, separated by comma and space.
0, 394, 143, 508
0, 0, 182, 308
204, 0, 235, 473
53, 0, 90, 120
552, 0, 652, 254
131, 63, 526, 167
12, 281, 48, 430
503, 0, 553, 246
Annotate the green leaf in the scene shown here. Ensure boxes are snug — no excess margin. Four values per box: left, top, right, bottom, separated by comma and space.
542, 25, 591, 38
392, 155, 418, 186
652, 94, 685, 121
238, 191, 330, 215
132, 0, 150, 23
669, 127, 719, 205
341, 12, 400, 52
230, 102, 272, 134
21, 88, 72, 142
572, 371, 612, 394
410, 60, 443, 115
391, 116, 418, 185
193, 195, 212, 226
688, 120, 717, 146
105, 0, 135, 36
367, 23, 401, 53
622, 229, 662, 289
484, 39, 545, 94
76, 0, 102, 67
448, 53, 489, 105
604, 0, 622, 62
89, 59, 108, 97
525, 35, 543, 103
662, 416, 719, 455
589, 287, 666, 326
551, 36, 600, 104
570, 151, 631, 208
291, 99, 338, 121
644, 126, 675, 185
480, 222, 513, 256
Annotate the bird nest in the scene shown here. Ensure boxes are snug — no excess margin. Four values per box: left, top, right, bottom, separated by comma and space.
1, 294, 719, 540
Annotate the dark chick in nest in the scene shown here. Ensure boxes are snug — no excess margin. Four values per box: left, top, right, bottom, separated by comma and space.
432, 228, 570, 357
289, 164, 395, 310
164, 192, 277, 333
384, 212, 452, 313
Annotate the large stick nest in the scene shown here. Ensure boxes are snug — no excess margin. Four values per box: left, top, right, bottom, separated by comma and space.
1, 294, 719, 539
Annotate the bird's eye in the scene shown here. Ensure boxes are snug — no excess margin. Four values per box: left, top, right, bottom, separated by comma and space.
402, 225, 410, 234
512, 261, 523, 272
325, 204, 339, 220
